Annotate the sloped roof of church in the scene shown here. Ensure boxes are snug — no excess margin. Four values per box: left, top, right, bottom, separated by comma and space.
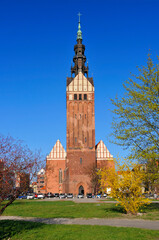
96, 140, 113, 160
47, 139, 66, 160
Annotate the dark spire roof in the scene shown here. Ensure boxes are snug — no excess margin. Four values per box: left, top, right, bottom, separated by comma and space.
67, 14, 94, 87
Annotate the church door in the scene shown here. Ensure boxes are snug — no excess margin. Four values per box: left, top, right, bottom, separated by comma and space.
79, 185, 84, 194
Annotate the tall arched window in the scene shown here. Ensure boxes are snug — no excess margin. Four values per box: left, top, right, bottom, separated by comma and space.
84, 94, 87, 100
74, 94, 77, 100
79, 94, 82, 100
59, 169, 62, 183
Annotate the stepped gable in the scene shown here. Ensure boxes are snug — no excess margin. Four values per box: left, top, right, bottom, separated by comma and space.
96, 140, 113, 160
47, 140, 66, 160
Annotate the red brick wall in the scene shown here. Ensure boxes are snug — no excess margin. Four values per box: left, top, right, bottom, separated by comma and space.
66, 92, 95, 149
66, 149, 96, 195
97, 160, 115, 169
46, 160, 65, 193
66, 87, 96, 195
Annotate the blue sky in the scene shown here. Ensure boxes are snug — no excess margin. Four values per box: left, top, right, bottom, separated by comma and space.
0, 0, 159, 159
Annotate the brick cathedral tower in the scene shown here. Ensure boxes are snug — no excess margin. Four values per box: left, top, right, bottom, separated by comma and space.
65, 15, 96, 194
45, 15, 114, 196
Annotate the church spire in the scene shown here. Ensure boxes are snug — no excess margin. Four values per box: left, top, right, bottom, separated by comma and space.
77, 12, 82, 40
67, 14, 94, 86
70, 13, 89, 77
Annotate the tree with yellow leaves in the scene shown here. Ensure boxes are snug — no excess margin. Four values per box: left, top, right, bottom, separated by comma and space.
98, 160, 150, 215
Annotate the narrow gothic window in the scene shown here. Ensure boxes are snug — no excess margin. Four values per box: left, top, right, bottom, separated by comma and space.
85, 137, 87, 142
74, 94, 77, 100
84, 94, 87, 100
59, 169, 62, 183
85, 114, 86, 119
75, 137, 77, 143
75, 114, 77, 119
80, 114, 81, 119
80, 158, 82, 164
79, 94, 82, 100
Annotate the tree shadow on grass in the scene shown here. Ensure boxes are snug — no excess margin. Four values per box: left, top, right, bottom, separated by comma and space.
103, 203, 159, 215
0, 220, 44, 240
141, 203, 159, 212
103, 205, 126, 215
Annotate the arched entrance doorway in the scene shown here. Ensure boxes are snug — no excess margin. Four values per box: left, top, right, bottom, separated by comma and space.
79, 185, 84, 195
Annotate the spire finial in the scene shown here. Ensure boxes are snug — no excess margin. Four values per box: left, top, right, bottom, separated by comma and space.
78, 12, 82, 23
77, 12, 82, 40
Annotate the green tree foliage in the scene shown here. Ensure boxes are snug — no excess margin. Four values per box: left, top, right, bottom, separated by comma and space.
143, 160, 159, 193
111, 55, 159, 163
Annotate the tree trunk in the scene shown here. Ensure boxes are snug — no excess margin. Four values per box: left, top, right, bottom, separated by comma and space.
0, 197, 16, 216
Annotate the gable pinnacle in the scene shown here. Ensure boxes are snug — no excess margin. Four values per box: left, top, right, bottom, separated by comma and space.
77, 12, 82, 40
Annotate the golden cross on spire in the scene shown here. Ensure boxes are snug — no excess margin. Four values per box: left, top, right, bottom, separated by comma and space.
78, 12, 82, 22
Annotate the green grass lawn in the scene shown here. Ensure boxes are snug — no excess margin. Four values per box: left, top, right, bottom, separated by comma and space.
0, 220, 159, 240
2, 200, 159, 220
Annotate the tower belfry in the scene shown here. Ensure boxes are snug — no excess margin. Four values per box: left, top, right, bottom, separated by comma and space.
70, 14, 89, 78
45, 15, 115, 195
65, 14, 96, 194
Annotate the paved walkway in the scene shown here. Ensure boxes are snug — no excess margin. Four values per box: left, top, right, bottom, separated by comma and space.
37, 198, 159, 204
1, 216, 159, 230
39, 198, 117, 203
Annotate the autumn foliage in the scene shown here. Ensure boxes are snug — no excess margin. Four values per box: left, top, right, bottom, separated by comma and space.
98, 160, 150, 215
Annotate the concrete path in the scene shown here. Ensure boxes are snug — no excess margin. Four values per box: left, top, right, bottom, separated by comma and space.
36, 198, 159, 204
36, 197, 117, 203
1, 216, 159, 230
